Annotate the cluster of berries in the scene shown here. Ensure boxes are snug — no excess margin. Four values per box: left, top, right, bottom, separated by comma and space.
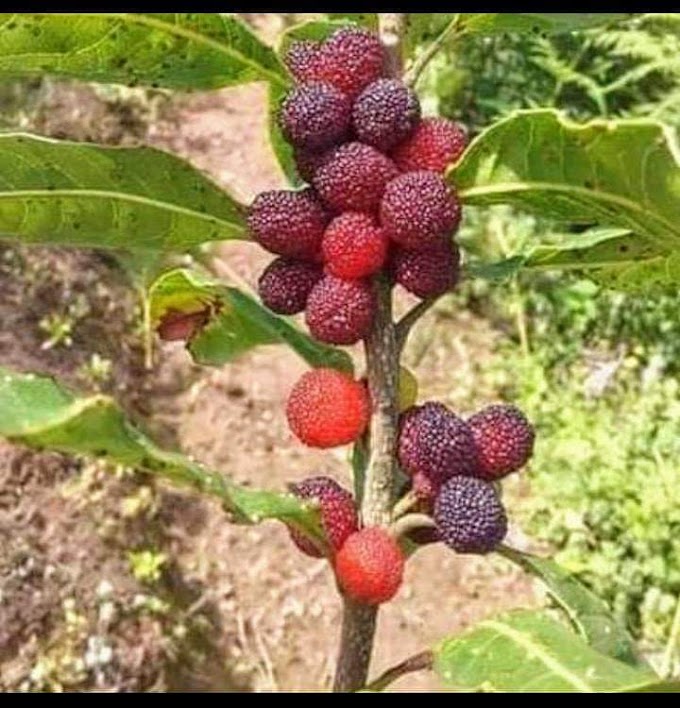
250, 26, 467, 345
285, 367, 534, 605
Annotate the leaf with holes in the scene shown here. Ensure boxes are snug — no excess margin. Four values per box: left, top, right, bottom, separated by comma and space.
433, 610, 658, 692
0, 133, 247, 254
0, 367, 321, 540
451, 110, 680, 263
149, 268, 353, 372
0, 13, 289, 90
500, 547, 642, 667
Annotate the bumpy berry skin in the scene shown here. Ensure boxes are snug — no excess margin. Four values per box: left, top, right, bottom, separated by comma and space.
305, 275, 376, 345
352, 79, 421, 151
335, 528, 405, 605
284, 40, 321, 82
310, 27, 385, 99
434, 476, 507, 554
398, 402, 478, 485
288, 476, 358, 558
258, 258, 322, 315
314, 142, 399, 213
293, 147, 329, 184
380, 171, 462, 250
248, 188, 328, 260
392, 242, 460, 298
392, 118, 468, 173
286, 368, 370, 448
468, 404, 535, 480
322, 212, 388, 280
279, 82, 352, 151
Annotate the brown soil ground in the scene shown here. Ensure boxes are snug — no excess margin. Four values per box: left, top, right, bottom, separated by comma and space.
0, 16, 537, 692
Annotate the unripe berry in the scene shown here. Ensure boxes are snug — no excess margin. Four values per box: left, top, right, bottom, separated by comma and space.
352, 78, 421, 151
258, 257, 322, 315
314, 142, 399, 213
322, 212, 388, 280
391, 242, 460, 298
279, 82, 352, 151
305, 275, 375, 345
286, 368, 370, 448
157, 308, 210, 342
248, 188, 328, 260
288, 476, 358, 558
434, 476, 507, 554
392, 117, 468, 173
380, 171, 462, 250
398, 402, 478, 485
468, 404, 535, 480
335, 527, 405, 604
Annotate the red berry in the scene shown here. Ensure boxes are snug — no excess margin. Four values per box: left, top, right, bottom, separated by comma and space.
284, 40, 321, 82
352, 79, 421, 151
313, 142, 399, 213
305, 275, 376, 345
468, 404, 535, 480
335, 527, 404, 604
279, 82, 352, 151
322, 212, 388, 280
392, 118, 468, 173
288, 476, 358, 558
286, 368, 370, 448
380, 171, 462, 250
309, 27, 385, 99
157, 308, 211, 342
398, 402, 478, 485
391, 242, 460, 298
248, 188, 328, 260
258, 257, 322, 315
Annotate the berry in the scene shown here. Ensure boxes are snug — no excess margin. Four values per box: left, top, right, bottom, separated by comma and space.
279, 82, 352, 151
284, 40, 321, 82
335, 527, 404, 604
322, 212, 388, 280
293, 146, 329, 184
392, 242, 460, 298
398, 366, 419, 412
352, 78, 421, 151
258, 257, 322, 315
314, 142, 399, 213
412, 470, 441, 504
380, 171, 462, 250
468, 404, 535, 480
305, 275, 375, 345
310, 27, 385, 99
288, 476, 358, 558
398, 402, 478, 485
157, 307, 211, 342
248, 188, 328, 260
434, 476, 507, 554
392, 118, 468, 173
286, 368, 370, 448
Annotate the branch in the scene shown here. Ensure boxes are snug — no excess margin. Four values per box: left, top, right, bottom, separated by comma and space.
391, 513, 436, 540
365, 650, 434, 692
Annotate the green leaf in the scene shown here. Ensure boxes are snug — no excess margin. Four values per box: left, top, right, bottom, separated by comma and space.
451, 110, 680, 253
433, 610, 658, 692
458, 13, 632, 35
278, 19, 349, 53
0, 13, 289, 89
268, 82, 298, 185
149, 268, 353, 372
0, 367, 321, 539
466, 255, 525, 282
625, 681, 680, 692
500, 547, 642, 667
0, 133, 247, 254
327, 13, 378, 30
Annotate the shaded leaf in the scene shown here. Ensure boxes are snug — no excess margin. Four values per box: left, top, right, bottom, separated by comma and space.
0, 367, 321, 538
433, 610, 658, 692
500, 546, 642, 667
149, 268, 353, 372
0, 13, 289, 89
459, 13, 632, 36
267, 81, 299, 185
466, 255, 525, 282
0, 133, 247, 253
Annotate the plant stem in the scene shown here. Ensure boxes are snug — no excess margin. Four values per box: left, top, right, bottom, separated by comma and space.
405, 15, 462, 87
332, 14, 405, 693
364, 650, 433, 692
396, 295, 442, 353
391, 513, 436, 540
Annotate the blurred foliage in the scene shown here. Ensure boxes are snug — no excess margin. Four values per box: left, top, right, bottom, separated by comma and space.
422, 14, 680, 654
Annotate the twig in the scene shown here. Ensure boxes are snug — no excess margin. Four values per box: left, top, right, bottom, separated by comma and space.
405, 15, 462, 87
391, 513, 436, 540
365, 650, 434, 692
396, 296, 442, 352
391, 489, 419, 520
